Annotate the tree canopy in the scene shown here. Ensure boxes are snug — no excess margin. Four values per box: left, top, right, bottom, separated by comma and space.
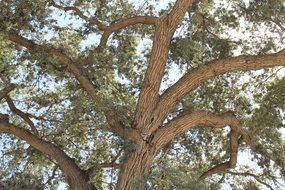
0, 0, 285, 189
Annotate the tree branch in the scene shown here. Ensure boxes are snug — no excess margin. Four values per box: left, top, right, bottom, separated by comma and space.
133, 0, 200, 139
151, 110, 274, 182
95, 16, 158, 51
0, 84, 16, 101
198, 129, 239, 181
0, 122, 96, 190
6, 32, 137, 139
227, 171, 274, 190
44, 165, 59, 186
86, 148, 122, 175
48, 0, 106, 29
167, 0, 200, 33
48, 0, 158, 53
5, 95, 39, 135
151, 49, 285, 134
151, 110, 243, 181
152, 111, 240, 148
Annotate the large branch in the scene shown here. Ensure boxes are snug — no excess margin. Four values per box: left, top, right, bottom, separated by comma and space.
151, 111, 240, 149
150, 49, 285, 134
0, 121, 96, 190
151, 110, 241, 180
6, 32, 137, 139
134, 0, 200, 138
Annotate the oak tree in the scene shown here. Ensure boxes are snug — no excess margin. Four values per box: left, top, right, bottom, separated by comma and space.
0, 0, 285, 189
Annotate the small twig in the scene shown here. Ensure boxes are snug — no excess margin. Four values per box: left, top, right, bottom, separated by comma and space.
227, 171, 274, 190
86, 148, 123, 175
44, 165, 59, 186
48, 0, 106, 29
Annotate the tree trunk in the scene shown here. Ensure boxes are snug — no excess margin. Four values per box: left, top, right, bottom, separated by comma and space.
116, 143, 156, 190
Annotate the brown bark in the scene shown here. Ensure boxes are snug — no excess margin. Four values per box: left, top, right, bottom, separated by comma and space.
3, 0, 285, 188
134, 0, 200, 139
150, 49, 285, 134
5, 95, 39, 135
0, 122, 96, 190
6, 32, 136, 139
198, 130, 239, 181
116, 143, 156, 190
0, 84, 16, 101
96, 16, 158, 51
151, 111, 240, 149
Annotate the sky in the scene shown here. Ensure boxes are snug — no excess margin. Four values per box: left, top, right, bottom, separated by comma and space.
1, 0, 284, 189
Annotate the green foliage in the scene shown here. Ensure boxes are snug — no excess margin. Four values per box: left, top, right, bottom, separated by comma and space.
0, 0, 284, 189
0, 172, 44, 189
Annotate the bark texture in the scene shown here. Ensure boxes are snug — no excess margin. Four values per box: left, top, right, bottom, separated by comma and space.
2, 0, 285, 189
116, 143, 156, 190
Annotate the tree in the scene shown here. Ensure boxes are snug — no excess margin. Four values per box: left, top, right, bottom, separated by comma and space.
0, 0, 284, 189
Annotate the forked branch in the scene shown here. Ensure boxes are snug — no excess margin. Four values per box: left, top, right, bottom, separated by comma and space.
49, 0, 106, 29
7, 32, 131, 139
134, 0, 200, 138
151, 49, 285, 133
5, 95, 39, 135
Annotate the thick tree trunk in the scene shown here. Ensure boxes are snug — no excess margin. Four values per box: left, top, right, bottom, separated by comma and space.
116, 143, 156, 190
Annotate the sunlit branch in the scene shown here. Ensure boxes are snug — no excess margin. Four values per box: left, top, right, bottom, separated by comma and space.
152, 111, 240, 148
150, 110, 254, 182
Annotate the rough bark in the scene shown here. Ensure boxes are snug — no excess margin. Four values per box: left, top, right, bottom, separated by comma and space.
116, 143, 156, 190
150, 49, 285, 134
0, 122, 95, 190
134, 0, 200, 139
3, 0, 285, 188
151, 111, 240, 149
